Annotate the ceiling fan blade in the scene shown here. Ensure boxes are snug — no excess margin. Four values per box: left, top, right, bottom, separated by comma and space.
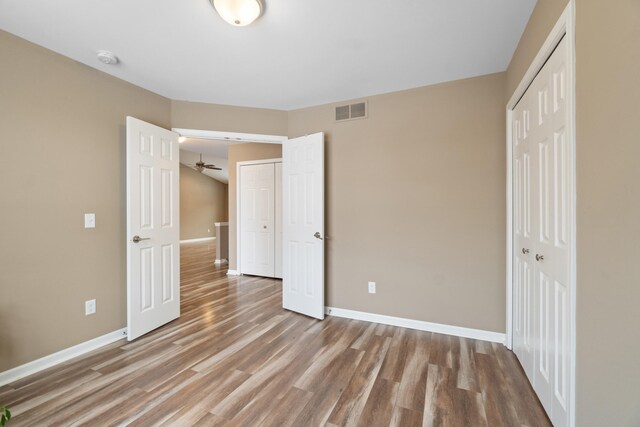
204, 165, 222, 170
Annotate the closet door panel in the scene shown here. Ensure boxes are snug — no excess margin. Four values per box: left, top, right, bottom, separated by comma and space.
513, 36, 571, 427
512, 89, 536, 382
240, 163, 275, 277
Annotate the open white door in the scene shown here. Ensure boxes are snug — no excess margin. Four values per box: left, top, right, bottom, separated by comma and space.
282, 133, 324, 319
126, 117, 180, 341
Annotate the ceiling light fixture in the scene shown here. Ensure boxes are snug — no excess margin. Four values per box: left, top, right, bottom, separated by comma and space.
210, 0, 263, 27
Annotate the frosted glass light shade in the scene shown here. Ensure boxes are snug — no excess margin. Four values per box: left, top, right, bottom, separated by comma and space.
212, 0, 263, 27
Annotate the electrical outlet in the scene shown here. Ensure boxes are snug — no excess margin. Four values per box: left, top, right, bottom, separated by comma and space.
84, 213, 96, 229
368, 281, 376, 294
85, 299, 96, 315
208, 228, 211, 233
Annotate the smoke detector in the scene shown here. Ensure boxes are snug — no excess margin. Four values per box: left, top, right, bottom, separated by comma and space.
96, 50, 119, 65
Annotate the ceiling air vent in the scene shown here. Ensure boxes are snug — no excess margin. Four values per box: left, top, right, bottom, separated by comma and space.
335, 101, 367, 122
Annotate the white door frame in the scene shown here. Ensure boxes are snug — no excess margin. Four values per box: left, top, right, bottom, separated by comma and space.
236, 158, 283, 276
505, 2, 576, 426
171, 128, 288, 145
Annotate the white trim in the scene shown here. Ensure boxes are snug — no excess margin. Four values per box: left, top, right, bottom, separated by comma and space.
236, 158, 282, 167
0, 328, 127, 387
179, 237, 216, 243
236, 158, 283, 276
325, 307, 505, 344
226, 270, 240, 276
172, 128, 288, 145
214, 259, 228, 265
506, 114, 513, 350
505, 3, 576, 426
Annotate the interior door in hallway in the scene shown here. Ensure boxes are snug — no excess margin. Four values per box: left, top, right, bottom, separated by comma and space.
240, 163, 275, 277
126, 117, 180, 341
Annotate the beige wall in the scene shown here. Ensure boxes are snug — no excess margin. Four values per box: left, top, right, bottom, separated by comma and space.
288, 73, 507, 332
0, 30, 171, 371
506, 0, 570, 96
171, 100, 288, 135
507, 1, 640, 424
179, 165, 228, 241
575, 1, 640, 425
227, 143, 283, 271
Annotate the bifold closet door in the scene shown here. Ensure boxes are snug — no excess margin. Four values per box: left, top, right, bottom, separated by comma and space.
512, 36, 570, 427
513, 85, 535, 381
240, 163, 275, 277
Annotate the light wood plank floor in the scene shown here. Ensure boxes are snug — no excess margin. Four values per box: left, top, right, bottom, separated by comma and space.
0, 241, 551, 426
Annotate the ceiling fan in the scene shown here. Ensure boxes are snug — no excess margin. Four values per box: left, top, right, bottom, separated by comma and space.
190, 153, 222, 172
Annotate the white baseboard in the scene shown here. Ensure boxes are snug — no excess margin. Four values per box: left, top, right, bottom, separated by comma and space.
325, 307, 505, 344
226, 270, 240, 276
180, 237, 216, 243
0, 328, 127, 387
214, 259, 228, 265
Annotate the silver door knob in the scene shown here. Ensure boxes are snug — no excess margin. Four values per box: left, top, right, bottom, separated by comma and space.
132, 235, 151, 243
535, 254, 544, 261
314, 232, 323, 240
522, 248, 530, 254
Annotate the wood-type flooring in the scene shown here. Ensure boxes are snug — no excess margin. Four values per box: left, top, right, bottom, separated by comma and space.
0, 241, 551, 426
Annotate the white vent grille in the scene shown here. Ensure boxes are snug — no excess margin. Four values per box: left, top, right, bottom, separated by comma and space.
335, 105, 350, 121
350, 102, 366, 118
335, 101, 367, 122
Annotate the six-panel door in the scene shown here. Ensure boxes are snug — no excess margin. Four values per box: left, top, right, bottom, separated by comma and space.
511, 37, 570, 427
282, 133, 324, 319
126, 117, 180, 341
240, 163, 276, 277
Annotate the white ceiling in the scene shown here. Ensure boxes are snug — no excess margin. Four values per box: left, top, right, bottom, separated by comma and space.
180, 139, 230, 183
0, 0, 536, 110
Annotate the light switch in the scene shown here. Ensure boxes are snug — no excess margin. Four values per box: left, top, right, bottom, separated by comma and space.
84, 213, 96, 229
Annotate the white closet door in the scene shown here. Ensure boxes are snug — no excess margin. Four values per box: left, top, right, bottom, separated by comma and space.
512, 36, 570, 427
275, 162, 283, 279
513, 88, 535, 379
532, 36, 570, 427
240, 163, 275, 277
